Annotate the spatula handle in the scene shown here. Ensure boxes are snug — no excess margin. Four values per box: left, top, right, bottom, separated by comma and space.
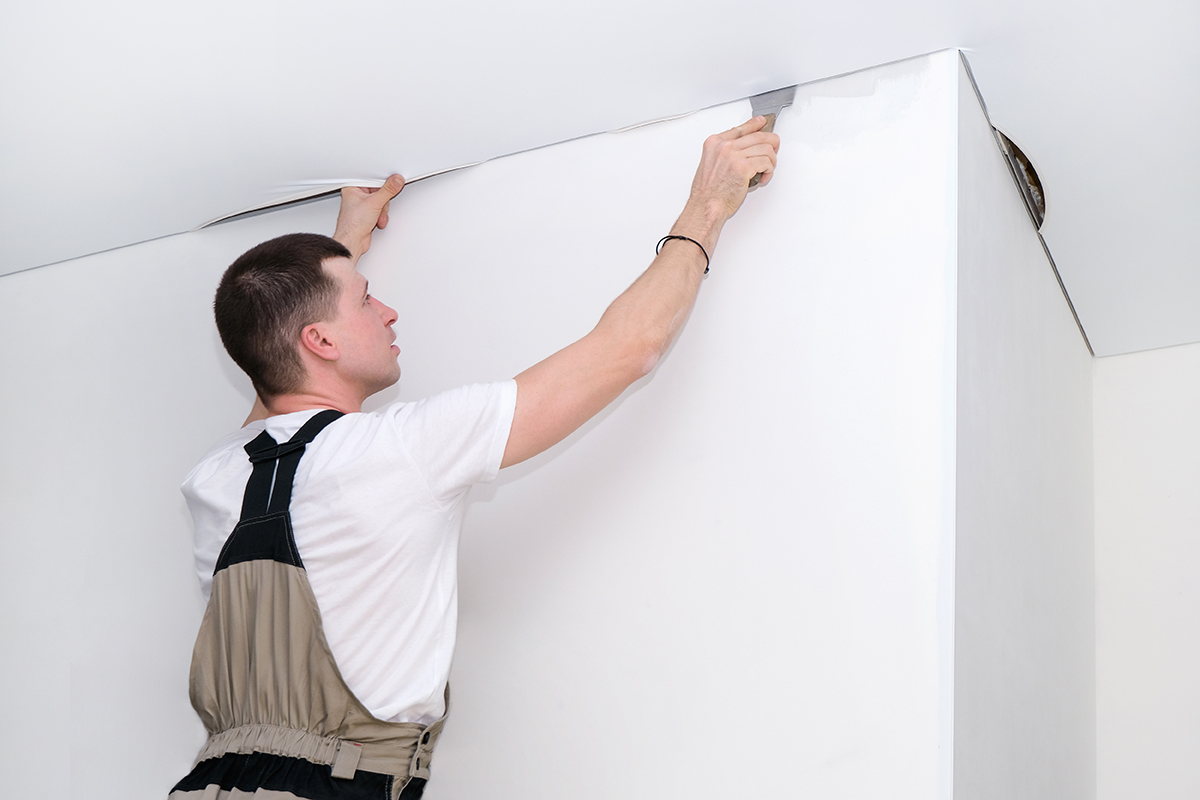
748, 112, 777, 189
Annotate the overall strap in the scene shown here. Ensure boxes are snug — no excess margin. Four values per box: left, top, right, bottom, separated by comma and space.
238, 409, 344, 520
186, 404, 445, 796
214, 409, 343, 575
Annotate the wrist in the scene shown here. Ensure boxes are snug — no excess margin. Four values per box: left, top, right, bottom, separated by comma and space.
657, 235, 710, 274
332, 230, 366, 262
671, 198, 726, 255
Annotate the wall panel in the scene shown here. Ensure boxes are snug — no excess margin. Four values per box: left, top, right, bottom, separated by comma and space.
0, 203, 337, 795
1094, 343, 1200, 800
953, 59, 1095, 800
377, 52, 961, 800
2, 52, 970, 798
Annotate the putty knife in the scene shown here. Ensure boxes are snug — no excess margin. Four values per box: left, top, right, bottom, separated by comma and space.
748, 84, 796, 187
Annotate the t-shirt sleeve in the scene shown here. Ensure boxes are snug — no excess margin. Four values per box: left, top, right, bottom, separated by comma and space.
385, 380, 517, 506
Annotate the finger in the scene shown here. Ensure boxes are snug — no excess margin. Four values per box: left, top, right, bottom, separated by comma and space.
748, 154, 777, 185
720, 115, 768, 140
738, 142, 780, 166
754, 157, 776, 186
717, 115, 769, 141
727, 131, 781, 153
722, 146, 778, 185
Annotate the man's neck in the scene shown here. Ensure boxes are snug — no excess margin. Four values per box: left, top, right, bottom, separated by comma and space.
269, 390, 363, 416
244, 389, 364, 426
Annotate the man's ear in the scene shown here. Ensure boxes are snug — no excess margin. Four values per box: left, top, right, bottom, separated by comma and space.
300, 322, 341, 363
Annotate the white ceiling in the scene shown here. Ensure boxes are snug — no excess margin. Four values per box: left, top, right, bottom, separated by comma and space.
1, 0, 1195, 356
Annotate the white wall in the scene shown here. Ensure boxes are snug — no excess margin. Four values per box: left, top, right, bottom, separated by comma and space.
3, 50, 1104, 799
953, 60, 1096, 800
1094, 343, 1200, 800
0, 203, 340, 795
371, 51, 963, 800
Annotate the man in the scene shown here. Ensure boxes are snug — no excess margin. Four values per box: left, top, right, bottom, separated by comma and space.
171, 116, 779, 799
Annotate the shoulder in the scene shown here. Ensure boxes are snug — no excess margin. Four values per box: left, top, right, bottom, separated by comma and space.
181, 424, 262, 494
373, 381, 517, 433
365, 381, 518, 496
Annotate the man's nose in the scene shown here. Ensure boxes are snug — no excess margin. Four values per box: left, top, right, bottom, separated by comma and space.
371, 296, 398, 326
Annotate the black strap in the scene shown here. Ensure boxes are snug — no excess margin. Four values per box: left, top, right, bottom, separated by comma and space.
238, 409, 344, 520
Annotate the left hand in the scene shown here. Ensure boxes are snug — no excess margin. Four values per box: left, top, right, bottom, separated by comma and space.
333, 174, 405, 260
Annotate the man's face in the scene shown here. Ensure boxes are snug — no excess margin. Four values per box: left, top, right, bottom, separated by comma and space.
321, 257, 401, 397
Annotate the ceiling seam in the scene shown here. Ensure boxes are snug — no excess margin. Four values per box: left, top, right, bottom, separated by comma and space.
958, 50, 1094, 357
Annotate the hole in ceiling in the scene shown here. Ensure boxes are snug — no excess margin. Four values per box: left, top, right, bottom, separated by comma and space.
993, 127, 1045, 229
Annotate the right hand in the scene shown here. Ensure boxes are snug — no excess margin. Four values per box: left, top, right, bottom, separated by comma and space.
688, 116, 781, 221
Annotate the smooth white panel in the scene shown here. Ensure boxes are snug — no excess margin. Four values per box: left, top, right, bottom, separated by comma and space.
0, 202, 335, 796
1094, 343, 1200, 800
953, 60, 1096, 800
362, 52, 961, 799
1, 52, 969, 798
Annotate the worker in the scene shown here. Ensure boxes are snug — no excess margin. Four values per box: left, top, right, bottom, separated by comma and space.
169, 116, 780, 799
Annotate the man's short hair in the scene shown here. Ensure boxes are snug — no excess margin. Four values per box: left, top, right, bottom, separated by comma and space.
214, 233, 351, 398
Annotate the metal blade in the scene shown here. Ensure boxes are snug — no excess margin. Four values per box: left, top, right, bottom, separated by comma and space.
749, 85, 797, 120
747, 84, 796, 187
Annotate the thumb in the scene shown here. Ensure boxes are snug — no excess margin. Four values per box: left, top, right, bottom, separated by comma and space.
374, 174, 405, 230
377, 174, 405, 205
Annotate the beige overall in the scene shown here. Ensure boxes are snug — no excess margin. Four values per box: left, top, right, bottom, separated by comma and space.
171, 411, 445, 800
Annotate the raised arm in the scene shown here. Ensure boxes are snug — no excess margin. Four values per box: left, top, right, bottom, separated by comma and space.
501, 116, 780, 468
242, 175, 407, 423
333, 174, 406, 262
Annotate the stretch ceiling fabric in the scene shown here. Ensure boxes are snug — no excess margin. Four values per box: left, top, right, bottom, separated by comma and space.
0, 0, 1195, 356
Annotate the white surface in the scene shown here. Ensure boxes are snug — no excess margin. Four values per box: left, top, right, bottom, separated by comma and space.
0, 215, 310, 793
0, 49, 1106, 799
1094, 343, 1200, 800
0, 53, 972, 797
954, 60, 1096, 799
0, 202, 351, 794
388, 53, 961, 799
1, 1, 1197, 357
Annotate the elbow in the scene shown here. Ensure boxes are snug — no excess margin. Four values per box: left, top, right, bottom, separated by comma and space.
636, 306, 689, 377
628, 331, 668, 379
639, 347, 662, 377
601, 331, 664, 386
595, 310, 679, 384
632, 312, 688, 377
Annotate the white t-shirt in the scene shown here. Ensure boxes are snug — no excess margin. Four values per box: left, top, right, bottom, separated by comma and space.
182, 381, 517, 724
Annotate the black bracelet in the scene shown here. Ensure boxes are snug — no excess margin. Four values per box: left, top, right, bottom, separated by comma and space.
656, 235, 710, 274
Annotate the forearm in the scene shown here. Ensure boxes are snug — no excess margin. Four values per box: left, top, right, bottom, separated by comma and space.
503, 200, 727, 467
332, 226, 368, 265
502, 116, 778, 468
592, 114, 780, 369
593, 197, 727, 376
332, 175, 405, 262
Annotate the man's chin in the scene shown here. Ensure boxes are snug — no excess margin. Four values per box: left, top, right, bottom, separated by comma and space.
362, 371, 401, 401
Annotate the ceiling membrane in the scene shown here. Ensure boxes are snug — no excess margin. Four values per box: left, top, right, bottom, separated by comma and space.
1, 0, 1195, 356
